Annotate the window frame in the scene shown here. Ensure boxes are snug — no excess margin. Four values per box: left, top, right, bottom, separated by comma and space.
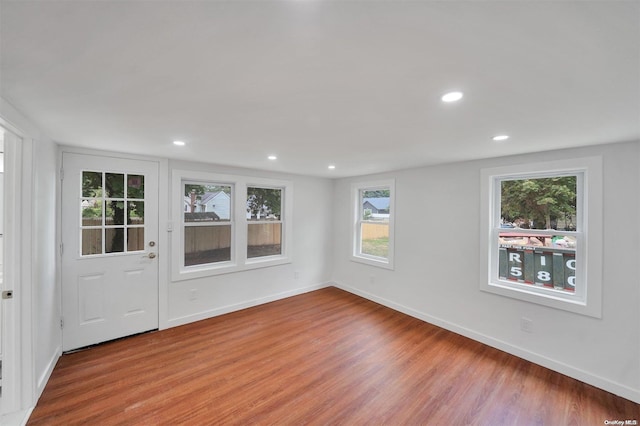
172, 170, 293, 281
246, 185, 284, 262
351, 179, 395, 270
182, 180, 234, 269
480, 157, 603, 318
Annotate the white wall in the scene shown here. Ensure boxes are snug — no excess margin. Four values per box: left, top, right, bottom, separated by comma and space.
331, 141, 640, 403
32, 135, 60, 395
164, 159, 334, 328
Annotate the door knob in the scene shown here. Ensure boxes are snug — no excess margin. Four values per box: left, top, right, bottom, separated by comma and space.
148, 252, 157, 259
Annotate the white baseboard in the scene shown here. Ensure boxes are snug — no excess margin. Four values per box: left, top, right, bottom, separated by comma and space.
1, 407, 33, 426
332, 281, 640, 404
19, 344, 62, 426
165, 282, 332, 329
36, 345, 61, 399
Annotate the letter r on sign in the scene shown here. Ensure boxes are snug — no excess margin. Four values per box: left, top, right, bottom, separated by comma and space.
509, 253, 522, 263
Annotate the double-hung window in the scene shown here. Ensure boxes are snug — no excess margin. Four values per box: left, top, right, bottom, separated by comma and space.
480, 157, 603, 317
351, 179, 395, 269
247, 187, 283, 259
183, 182, 233, 267
172, 170, 292, 280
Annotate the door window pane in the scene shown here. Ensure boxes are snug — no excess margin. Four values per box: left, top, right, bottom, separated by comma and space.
127, 228, 145, 252
82, 199, 103, 226
105, 228, 125, 253
82, 171, 102, 197
106, 201, 125, 225
127, 174, 144, 199
105, 173, 125, 198
82, 229, 102, 255
128, 201, 144, 225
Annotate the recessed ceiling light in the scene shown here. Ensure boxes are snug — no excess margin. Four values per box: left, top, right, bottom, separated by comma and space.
441, 91, 463, 102
492, 135, 510, 141
268, 155, 277, 160
328, 165, 336, 170
173, 140, 186, 146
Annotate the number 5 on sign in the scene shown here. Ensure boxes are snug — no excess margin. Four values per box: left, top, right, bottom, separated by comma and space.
507, 249, 523, 282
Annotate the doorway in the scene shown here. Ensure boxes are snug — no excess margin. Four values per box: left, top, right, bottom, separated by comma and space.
61, 152, 159, 351
0, 129, 4, 402
0, 126, 23, 416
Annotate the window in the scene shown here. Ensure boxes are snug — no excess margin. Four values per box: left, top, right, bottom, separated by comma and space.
172, 170, 292, 280
480, 157, 603, 317
183, 182, 232, 267
81, 171, 145, 256
351, 179, 395, 269
247, 187, 283, 259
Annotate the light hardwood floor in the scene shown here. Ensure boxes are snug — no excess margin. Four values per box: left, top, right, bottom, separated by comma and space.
29, 287, 639, 425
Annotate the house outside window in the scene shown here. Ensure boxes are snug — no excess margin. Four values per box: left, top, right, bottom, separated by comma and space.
351, 179, 395, 269
480, 157, 603, 317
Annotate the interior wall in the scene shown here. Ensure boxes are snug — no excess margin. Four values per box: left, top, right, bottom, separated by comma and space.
331, 140, 640, 403
164, 159, 334, 327
32, 135, 60, 394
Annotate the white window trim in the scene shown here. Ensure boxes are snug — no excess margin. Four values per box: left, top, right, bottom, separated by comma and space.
172, 170, 293, 281
246, 185, 285, 265
181, 179, 236, 272
479, 157, 603, 318
351, 179, 395, 270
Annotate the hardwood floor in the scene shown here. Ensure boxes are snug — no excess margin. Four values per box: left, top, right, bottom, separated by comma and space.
29, 287, 639, 425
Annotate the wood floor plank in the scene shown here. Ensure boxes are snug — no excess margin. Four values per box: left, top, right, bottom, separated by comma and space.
28, 287, 639, 425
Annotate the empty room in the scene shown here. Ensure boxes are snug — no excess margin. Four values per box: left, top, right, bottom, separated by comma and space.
0, 0, 639, 424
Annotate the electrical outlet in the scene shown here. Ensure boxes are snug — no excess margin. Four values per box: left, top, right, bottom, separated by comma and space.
189, 289, 198, 301
520, 317, 533, 333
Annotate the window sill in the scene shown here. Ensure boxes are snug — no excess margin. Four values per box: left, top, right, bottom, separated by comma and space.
173, 255, 291, 281
481, 278, 600, 318
351, 254, 394, 270
245, 255, 290, 269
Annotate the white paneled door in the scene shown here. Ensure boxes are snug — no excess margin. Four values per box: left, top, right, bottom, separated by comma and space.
61, 153, 159, 351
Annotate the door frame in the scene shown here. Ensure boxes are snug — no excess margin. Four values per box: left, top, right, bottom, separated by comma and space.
59, 146, 170, 333
0, 118, 34, 421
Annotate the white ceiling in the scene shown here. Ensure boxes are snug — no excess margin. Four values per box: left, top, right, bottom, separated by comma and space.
1, 1, 639, 178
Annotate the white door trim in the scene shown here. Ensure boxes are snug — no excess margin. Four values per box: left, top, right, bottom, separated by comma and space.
0, 128, 35, 420
1, 129, 22, 414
